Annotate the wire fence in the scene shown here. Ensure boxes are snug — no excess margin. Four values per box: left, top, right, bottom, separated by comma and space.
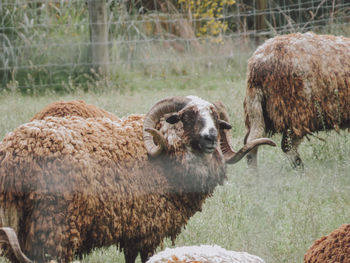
1, 0, 350, 93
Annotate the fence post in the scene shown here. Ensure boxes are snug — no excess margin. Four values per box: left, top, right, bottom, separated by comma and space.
256, 0, 267, 44
88, 0, 109, 75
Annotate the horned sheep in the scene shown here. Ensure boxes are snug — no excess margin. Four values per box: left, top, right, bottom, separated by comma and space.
0, 96, 274, 263
304, 223, 350, 262
146, 245, 266, 263
244, 32, 350, 169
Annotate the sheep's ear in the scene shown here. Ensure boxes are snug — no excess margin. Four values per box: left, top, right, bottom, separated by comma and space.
166, 114, 180, 124
219, 120, 232, 130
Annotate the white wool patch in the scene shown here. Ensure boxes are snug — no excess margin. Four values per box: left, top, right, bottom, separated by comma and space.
159, 116, 184, 146
186, 95, 213, 109
18, 118, 84, 149
101, 117, 122, 127
186, 95, 216, 137
146, 245, 266, 263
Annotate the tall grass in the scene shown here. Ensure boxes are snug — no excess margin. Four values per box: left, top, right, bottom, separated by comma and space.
1, 0, 251, 94
0, 74, 349, 263
0, 0, 90, 94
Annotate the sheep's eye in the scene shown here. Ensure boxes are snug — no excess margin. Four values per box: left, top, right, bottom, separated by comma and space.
166, 114, 180, 124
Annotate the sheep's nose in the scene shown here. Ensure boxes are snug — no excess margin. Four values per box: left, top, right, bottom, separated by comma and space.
199, 128, 218, 153
202, 128, 217, 143
203, 133, 216, 143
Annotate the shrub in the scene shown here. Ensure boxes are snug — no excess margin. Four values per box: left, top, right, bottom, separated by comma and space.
177, 0, 235, 43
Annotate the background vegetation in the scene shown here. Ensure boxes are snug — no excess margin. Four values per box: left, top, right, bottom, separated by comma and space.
0, 0, 349, 262
1, 0, 349, 94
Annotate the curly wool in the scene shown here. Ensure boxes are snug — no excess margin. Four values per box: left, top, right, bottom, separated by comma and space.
244, 32, 350, 138
0, 114, 226, 262
0, 115, 146, 260
146, 245, 265, 263
31, 100, 118, 121
304, 224, 350, 263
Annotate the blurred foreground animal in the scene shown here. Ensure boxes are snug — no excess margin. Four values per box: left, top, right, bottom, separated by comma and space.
0, 96, 274, 263
146, 245, 266, 263
304, 223, 350, 263
244, 32, 350, 169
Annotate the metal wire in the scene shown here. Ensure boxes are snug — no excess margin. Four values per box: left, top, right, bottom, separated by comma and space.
1, 0, 349, 91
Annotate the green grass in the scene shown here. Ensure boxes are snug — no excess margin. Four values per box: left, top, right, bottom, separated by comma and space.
0, 73, 349, 263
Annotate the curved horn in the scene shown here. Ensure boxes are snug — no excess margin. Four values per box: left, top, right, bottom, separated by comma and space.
225, 138, 276, 164
213, 101, 237, 160
143, 96, 191, 157
213, 101, 276, 164
0, 227, 33, 263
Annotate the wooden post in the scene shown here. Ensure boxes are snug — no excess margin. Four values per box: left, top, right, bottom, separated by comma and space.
256, 0, 267, 31
255, 0, 267, 45
88, 0, 109, 75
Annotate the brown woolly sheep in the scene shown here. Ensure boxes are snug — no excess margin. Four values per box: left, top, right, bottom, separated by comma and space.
244, 32, 350, 169
0, 96, 275, 263
304, 223, 350, 263
31, 100, 118, 121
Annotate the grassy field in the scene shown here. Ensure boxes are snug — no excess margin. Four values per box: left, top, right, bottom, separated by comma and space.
0, 72, 349, 263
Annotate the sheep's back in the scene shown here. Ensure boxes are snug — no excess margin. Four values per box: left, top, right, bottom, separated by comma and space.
0, 115, 154, 204
246, 32, 350, 136
0, 115, 150, 194
31, 100, 119, 121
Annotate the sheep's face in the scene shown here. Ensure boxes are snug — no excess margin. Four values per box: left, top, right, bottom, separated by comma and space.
143, 95, 275, 162
166, 98, 231, 154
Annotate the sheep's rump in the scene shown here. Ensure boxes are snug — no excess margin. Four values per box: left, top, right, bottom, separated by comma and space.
31, 100, 118, 121
245, 32, 350, 137
304, 224, 350, 263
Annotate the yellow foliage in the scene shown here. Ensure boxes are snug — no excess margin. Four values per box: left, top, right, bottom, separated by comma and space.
176, 0, 235, 42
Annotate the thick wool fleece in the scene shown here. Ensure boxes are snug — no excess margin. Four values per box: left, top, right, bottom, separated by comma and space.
31, 100, 118, 121
244, 32, 350, 137
0, 115, 226, 262
304, 224, 350, 263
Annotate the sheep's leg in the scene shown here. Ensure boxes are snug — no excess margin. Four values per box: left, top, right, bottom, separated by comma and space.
140, 252, 148, 263
281, 130, 304, 169
124, 247, 138, 263
20, 198, 75, 263
244, 90, 266, 169
245, 126, 265, 169
140, 247, 156, 263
